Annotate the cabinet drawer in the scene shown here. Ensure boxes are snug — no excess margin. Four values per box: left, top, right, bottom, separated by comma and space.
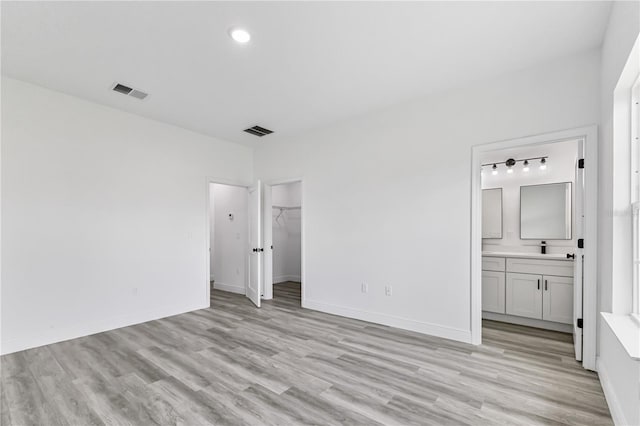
506, 258, 573, 277
482, 256, 505, 272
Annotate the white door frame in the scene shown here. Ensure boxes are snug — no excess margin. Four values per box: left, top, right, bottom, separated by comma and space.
263, 178, 305, 306
205, 176, 251, 306
470, 125, 598, 371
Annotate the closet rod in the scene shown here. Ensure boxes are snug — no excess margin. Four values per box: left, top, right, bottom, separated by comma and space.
272, 205, 301, 210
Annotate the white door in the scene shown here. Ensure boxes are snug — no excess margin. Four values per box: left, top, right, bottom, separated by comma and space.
573, 144, 585, 361
506, 273, 543, 319
482, 271, 506, 314
263, 184, 273, 300
543, 275, 574, 324
247, 181, 262, 307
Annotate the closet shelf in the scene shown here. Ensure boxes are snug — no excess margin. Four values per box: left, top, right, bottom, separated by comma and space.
272, 205, 301, 210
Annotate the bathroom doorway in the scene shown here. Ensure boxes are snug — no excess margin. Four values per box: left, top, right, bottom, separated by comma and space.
471, 126, 598, 370
208, 182, 249, 297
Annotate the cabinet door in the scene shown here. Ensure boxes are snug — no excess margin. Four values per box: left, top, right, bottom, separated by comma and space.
542, 275, 574, 324
506, 273, 543, 319
482, 271, 505, 313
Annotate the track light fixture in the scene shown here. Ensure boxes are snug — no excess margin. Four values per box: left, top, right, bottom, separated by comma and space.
482, 156, 548, 175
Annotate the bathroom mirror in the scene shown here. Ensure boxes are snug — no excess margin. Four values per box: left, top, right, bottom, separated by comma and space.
482, 188, 503, 239
520, 182, 572, 240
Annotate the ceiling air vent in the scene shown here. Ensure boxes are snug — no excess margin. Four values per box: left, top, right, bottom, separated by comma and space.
112, 83, 149, 100
244, 125, 274, 137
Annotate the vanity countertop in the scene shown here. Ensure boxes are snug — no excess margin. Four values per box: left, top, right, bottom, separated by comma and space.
482, 251, 573, 261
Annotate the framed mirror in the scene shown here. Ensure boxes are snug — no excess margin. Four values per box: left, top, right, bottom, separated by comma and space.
520, 182, 572, 240
482, 188, 503, 239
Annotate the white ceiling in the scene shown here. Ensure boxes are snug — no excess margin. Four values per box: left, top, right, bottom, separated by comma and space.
1, 2, 611, 147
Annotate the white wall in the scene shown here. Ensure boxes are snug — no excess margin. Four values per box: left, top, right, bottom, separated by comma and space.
597, 2, 640, 424
481, 139, 578, 254
272, 182, 301, 283
254, 49, 600, 342
599, 0, 640, 319
1, 77, 253, 355
210, 183, 248, 294
598, 317, 640, 426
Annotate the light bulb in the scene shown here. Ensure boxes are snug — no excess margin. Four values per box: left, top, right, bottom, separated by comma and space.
507, 168, 513, 174
540, 158, 547, 170
492, 164, 498, 175
523, 160, 530, 172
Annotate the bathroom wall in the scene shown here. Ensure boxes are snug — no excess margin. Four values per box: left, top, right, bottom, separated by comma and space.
272, 182, 302, 283
480, 138, 579, 254
210, 183, 248, 294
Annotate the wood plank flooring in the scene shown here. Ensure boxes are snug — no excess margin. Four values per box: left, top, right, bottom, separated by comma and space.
1, 283, 612, 425
272, 281, 302, 308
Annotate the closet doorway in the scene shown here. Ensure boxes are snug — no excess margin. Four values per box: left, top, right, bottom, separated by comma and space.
263, 180, 303, 307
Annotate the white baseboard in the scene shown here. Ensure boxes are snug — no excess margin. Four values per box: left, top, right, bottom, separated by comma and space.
302, 299, 471, 343
483, 312, 573, 333
596, 357, 629, 426
1, 301, 208, 356
213, 282, 245, 295
273, 275, 301, 283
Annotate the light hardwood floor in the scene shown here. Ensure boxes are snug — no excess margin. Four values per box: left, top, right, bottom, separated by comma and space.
1, 282, 612, 425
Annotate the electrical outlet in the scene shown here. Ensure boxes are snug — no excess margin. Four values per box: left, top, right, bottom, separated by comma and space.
385, 285, 392, 296
361, 283, 368, 293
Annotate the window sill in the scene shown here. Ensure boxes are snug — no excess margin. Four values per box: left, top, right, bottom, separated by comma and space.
601, 312, 640, 361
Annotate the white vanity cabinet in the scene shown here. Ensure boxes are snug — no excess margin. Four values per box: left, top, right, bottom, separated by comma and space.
505, 272, 543, 319
482, 271, 506, 314
542, 275, 574, 324
482, 254, 574, 330
481, 256, 506, 314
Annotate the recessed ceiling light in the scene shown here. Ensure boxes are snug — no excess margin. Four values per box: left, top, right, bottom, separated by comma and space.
229, 28, 251, 44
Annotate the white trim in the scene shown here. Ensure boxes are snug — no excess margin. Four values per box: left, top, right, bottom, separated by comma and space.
633, 202, 640, 315
1, 301, 208, 355
212, 282, 246, 295
273, 275, 301, 283
482, 312, 573, 333
303, 299, 472, 343
471, 125, 598, 371
601, 312, 640, 360
596, 357, 631, 426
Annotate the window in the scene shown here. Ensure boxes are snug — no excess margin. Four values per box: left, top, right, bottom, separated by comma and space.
632, 75, 640, 319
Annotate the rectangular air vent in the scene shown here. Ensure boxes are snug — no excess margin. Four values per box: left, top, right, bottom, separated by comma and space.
244, 125, 274, 137
112, 82, 148, 100
129, 89, 148, 100
113, 83, 132, 95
